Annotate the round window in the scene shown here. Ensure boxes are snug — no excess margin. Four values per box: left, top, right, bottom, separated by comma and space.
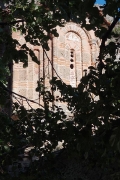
70, 59, 73, 62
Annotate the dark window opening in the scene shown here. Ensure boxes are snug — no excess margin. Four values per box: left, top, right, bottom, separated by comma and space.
70, 64, 74, 69
71, 50, 74, 57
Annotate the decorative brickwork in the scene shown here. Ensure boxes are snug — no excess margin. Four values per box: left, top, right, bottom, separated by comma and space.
12, 22, 99, 110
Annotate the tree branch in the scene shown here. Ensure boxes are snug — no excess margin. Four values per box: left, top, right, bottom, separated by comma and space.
44, 49, 64, 83
99, 16, 120, 74
2, 85, 44, 108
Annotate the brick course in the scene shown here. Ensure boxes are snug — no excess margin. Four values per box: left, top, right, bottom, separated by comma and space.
12, 22, 99, 110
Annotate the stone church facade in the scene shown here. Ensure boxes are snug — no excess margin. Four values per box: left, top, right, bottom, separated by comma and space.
12, 22, 100, 109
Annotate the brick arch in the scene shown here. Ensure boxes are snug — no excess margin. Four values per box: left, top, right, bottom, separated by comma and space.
62, 23, 90, 42
52, 22, 93, 87
82, 28, 93, 65
82, 28, 92, 42
65, 31, 81, 41
60, 23, 92, 66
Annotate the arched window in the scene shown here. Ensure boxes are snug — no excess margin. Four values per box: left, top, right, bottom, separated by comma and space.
65, 31, 81, 87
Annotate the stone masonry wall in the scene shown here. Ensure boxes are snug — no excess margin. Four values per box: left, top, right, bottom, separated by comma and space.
12, 22, 99, 110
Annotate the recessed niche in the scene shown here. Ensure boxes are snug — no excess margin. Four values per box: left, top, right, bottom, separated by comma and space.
70, 64, 74, 69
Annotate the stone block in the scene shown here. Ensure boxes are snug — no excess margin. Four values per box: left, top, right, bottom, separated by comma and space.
76, 53, 81, 62
53, 46, 58, 57
27, 89, 33, 99
58, 49, 65, 59
19, 70, 27, 81
19, 89, 26, 97
28, 67, 33, 81
59, 36, 65, 43
13, 71, 19, 81
82, 53, 91, 63
65, 50, 70, 61
76, 70, 82, 81
64, 67, 70, 80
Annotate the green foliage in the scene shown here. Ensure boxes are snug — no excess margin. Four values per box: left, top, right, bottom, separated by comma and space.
113, 25, 120, 35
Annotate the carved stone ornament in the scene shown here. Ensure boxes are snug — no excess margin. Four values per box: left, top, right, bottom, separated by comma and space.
65, 32, 80, 42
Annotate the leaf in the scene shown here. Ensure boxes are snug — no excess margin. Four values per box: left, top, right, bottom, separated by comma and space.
84, 151, 88, 159
117, 141, 120, 152
109, 134, 116, 147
